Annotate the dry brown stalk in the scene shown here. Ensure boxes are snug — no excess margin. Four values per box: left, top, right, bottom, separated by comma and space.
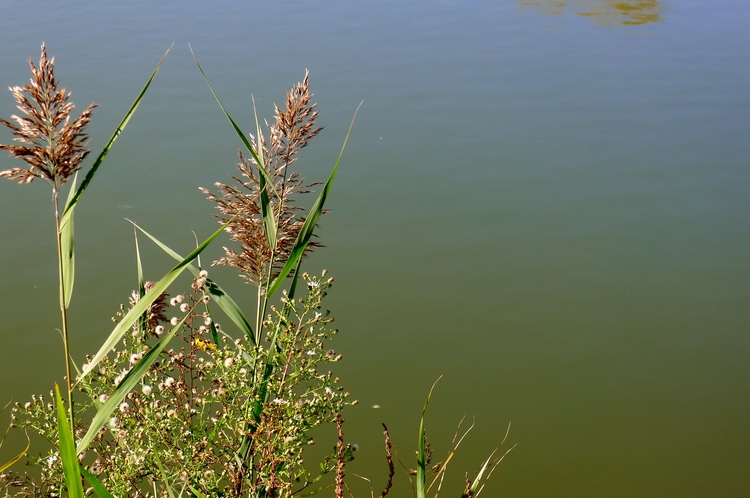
335, 412, 346, 498
379, 423, 395, 498
0, 44, 96, 187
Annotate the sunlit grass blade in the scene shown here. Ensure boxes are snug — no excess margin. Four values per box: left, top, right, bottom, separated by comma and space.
78, 216, 233, 382
60, 45, 172, 230
425, 417, 475, 494
128, 219, 255, 344
60, 173, 77, 308
189, 45, 279, 199
55, 384, 84, 498
462, 424, 516, 498
77, 313, 189, 454
81, 467, 115, 498
0, 429, 29, 473
267, 102, 362, 298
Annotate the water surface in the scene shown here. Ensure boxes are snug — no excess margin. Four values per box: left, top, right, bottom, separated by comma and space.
0, 1, 748, 496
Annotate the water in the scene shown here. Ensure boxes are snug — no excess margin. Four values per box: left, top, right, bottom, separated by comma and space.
0, 1, 748, 496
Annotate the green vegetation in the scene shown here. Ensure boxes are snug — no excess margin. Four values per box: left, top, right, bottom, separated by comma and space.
0, 45, 511, 497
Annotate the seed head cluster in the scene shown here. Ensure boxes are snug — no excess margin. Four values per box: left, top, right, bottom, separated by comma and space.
0, 44, 97, 187
201, 71, 324, 285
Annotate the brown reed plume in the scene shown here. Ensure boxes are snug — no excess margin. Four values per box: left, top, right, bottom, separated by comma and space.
201, 71, 323, 286
0, 44, 97, 187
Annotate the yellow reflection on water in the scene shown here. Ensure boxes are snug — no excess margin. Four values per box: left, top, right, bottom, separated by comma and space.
520, 0, 662, 26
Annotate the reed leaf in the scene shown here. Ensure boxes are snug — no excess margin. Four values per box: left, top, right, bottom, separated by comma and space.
77, 313, 189, 454
60, 45, 171, 230
189, 45, 279, 199
78, 216, 233, 382
252, 96, 277, 252
134, 228, 147, 334
128, 220, 255, 344
80, 467, 115, 498
60, 174, 77, 308
55, 384, 84, 498
266, 102, 361, 298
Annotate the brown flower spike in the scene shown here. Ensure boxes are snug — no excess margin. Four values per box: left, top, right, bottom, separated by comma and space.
202, 71, 324, 286
0, 44, 97, 186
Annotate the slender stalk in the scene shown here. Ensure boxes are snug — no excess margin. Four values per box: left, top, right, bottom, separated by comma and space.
53, 187, 74, 427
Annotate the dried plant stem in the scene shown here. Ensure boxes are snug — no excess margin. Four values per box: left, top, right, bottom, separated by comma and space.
335, 412, 346, 498
379, 424, 394, 498
52, 187, 74, 426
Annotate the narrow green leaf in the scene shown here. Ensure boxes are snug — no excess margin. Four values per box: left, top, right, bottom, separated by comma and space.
78, 216, 232, 382
153, 452, 177, 498
463, 449, 498, 498
251, 96, 277, 251
189, 45, 279, 199
266, 102, 362, 298
77, 313, 189, 454
135, 227, 145, 298
60, 45, 172, 229
60, 174, 77, 308
128, 220, 255, 345
55, 384, 84, 498
134, 228, 148, 334
80, 467, 115, 498
189, 487, 209, 498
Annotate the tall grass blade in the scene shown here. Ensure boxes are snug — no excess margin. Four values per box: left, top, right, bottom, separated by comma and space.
134, 228, 147, 333
60, 174, 77, 308
266, 102, 362, 298
80, 467, 115, 498
128, 220, 255, 344
78, 217, 233, 382
55, 384, 84, 498
77, 313, 189, 454
60, 45, 172, 230
417, 377, 441, 498
189, 45, 278, 198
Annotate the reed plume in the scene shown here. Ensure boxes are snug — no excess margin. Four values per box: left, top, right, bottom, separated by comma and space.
0, 44, 97, 427
0, 44, 96, 187
201, 71, 323, 286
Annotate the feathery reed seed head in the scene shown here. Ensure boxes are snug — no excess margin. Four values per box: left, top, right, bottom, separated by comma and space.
0, 44, 97, 187
202, 71, 324, 285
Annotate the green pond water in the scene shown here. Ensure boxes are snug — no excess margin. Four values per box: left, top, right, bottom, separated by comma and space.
0, 1, 748, 496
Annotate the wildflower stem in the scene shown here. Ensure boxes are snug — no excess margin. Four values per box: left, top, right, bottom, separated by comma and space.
53, 187, 74, 427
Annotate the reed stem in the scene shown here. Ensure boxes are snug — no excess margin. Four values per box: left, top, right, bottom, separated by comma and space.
53, 187, 74, 428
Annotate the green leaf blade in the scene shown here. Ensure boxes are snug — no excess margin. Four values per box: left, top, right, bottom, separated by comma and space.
77, 314, 188, 454
60, 45, 171, 229
128, 220, 256, 345
78, 216, 231, 382
80, 467, 116, 498
55, 384, 84, 498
